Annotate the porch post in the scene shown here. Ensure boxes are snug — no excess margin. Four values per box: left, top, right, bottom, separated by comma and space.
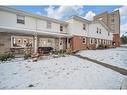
34, 34, 38, 53
67, 38, 70, 49
58, 37, 60, 51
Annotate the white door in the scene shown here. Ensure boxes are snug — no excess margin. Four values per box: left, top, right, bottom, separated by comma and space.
59, 39, 63, 50
96, 39, 99, 48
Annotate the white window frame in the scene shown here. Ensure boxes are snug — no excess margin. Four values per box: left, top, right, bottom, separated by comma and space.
90, 38, 95, 44
83, 24, 86, 30
11, 36, 33, 48
82, 37, 86, 44
47, 21, 52, 29
60, 25, 63, 31
17, 15, 25, 24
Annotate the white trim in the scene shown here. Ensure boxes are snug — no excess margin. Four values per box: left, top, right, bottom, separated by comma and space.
11, 35, 34, 48
90, 38, 95, 44
82, 37, 86, 44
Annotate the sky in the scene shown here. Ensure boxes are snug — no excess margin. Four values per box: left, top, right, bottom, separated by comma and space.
11, 6, 127, 36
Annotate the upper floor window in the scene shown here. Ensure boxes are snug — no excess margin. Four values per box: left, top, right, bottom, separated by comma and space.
17, 15, 25, 24
82, 37, 86, 44
60, 25, 63, 31
96, 28, 99, 33
108, 32, 110, 36
47, 21, 51, 29
99, 18, 103, 20
83, 24, 86, 30
111, 18, 114, 23
99, 29, 101, 34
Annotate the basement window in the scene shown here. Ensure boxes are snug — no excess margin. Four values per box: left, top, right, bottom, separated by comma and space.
17, 15, 25, 24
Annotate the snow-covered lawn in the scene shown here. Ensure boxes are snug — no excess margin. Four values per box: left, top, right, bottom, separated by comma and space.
77, 47, 127, 70
0, 55, 125, 89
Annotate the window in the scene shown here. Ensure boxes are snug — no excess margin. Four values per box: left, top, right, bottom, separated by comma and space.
99, 18, 103, 20
83, 24, 86, 30
108, 32, 110, 36
60, 25, 63, 31
17, 15, 25, 24
47, 21, 51, 29
96, 28, 99, 33
90, 38, 94, 44
11, 36, 33, 48
111, 19, 114, 23
99, 29, 101, 34
82, 37, 86, 44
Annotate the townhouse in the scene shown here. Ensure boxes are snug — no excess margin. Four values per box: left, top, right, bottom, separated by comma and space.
0, 6, 120, 54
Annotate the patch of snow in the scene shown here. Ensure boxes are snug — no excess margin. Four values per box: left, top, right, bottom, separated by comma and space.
0, 55, 125, 89
77, 47, 127, 69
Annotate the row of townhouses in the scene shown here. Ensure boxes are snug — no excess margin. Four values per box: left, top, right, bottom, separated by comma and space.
0, 6, 120, 54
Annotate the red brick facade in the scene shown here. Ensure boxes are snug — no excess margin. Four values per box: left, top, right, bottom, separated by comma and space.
113, 33, 120, 47
71, 35, 113, 51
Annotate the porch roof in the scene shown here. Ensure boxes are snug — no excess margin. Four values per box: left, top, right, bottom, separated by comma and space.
0, 26, 72, 38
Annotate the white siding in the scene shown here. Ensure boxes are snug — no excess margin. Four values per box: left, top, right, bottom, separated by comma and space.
67, 19, 88, 36
0, 10, 67, 34
88, 23, 113, 40
0, 11, 36, 31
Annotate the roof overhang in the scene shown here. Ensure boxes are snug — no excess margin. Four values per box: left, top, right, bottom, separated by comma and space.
0, 26, 72, 38
0, 6, 68, 26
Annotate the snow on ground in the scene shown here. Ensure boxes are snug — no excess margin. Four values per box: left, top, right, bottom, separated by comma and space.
77, 47, 127, 70
0, 55, 125, 89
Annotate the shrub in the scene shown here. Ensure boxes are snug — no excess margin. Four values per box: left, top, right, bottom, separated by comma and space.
97, 44, 105, 49
0, 52, 15, 61
24, 53, 31, 60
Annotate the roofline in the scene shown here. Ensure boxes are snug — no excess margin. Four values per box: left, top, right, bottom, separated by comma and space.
66, 15, 91, 23
0, 6, 68, 26
92, 20, 112, 32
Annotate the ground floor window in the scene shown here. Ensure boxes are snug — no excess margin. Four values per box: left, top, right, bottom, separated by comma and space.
90, 38, 95, 44
11, 36, 33, 48
82, 37, 86, 44
39, 38, 55, 48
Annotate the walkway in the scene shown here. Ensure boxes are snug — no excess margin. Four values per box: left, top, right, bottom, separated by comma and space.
74, 55, 127, 75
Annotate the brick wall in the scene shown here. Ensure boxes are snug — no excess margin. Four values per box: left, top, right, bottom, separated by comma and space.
113, 33, 120, 47
0, 33, 11, 53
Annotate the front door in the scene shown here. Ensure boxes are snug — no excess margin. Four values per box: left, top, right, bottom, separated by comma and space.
59, 39, 63, 50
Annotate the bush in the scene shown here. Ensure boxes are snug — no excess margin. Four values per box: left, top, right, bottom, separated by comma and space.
97, 44, 105, 49
24, 53, 31, 60
0, 52, 15, 61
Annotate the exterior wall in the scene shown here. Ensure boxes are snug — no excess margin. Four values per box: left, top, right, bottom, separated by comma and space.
113, 33, 120, 47
37, 19, 67, 34
66, 19, 88, 36
0, 33, 11, 53
72, 36, 87, 51
88, 22, 113, 40
108, 10, 120, 34
0, 10, 68, 34
71, 36, 113, 51
0, 11, 36, 31
94, 12, 108, 25
0, 32, 34, 54
94, 10, 120, 47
